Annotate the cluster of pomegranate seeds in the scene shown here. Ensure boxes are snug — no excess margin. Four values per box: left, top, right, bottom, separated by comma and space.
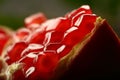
0, 5, 97, 80
0, 28, 10, 56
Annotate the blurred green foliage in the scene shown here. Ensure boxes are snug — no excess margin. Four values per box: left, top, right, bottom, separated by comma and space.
0, 15, 23, 28
0, 0, 119, 36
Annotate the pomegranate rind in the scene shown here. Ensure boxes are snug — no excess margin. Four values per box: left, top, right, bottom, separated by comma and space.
54, 17, 120, 79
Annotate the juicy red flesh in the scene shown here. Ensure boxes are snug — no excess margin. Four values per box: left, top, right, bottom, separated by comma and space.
7, 42, 28, 64
15, 28, 31, 41
24, 13, 47, 30
0, 5, 97, 80
0, 28, 10, 55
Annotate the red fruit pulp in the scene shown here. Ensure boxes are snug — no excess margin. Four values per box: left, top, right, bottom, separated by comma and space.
7, 42, 28, 64
0, 28, 10, 55
15, 28, 31, 41
4, 5, 97, 79
24, 12, 47, 30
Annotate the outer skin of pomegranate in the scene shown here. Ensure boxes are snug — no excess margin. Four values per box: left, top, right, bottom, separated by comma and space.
54, 19, 120, 79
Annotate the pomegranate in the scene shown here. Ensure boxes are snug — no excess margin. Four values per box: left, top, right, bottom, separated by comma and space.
0, 5, 119, 80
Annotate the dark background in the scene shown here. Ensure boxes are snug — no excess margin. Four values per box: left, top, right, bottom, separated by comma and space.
0, 0, 120, 36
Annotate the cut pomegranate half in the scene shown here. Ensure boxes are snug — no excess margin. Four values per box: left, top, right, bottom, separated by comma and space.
0, 5, 119, 80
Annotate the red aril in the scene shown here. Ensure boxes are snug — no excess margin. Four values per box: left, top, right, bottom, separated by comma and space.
0, 27, 11, 56
15, 28, 31, 41
7, 42, 28, 64
25, 13, 47, 28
